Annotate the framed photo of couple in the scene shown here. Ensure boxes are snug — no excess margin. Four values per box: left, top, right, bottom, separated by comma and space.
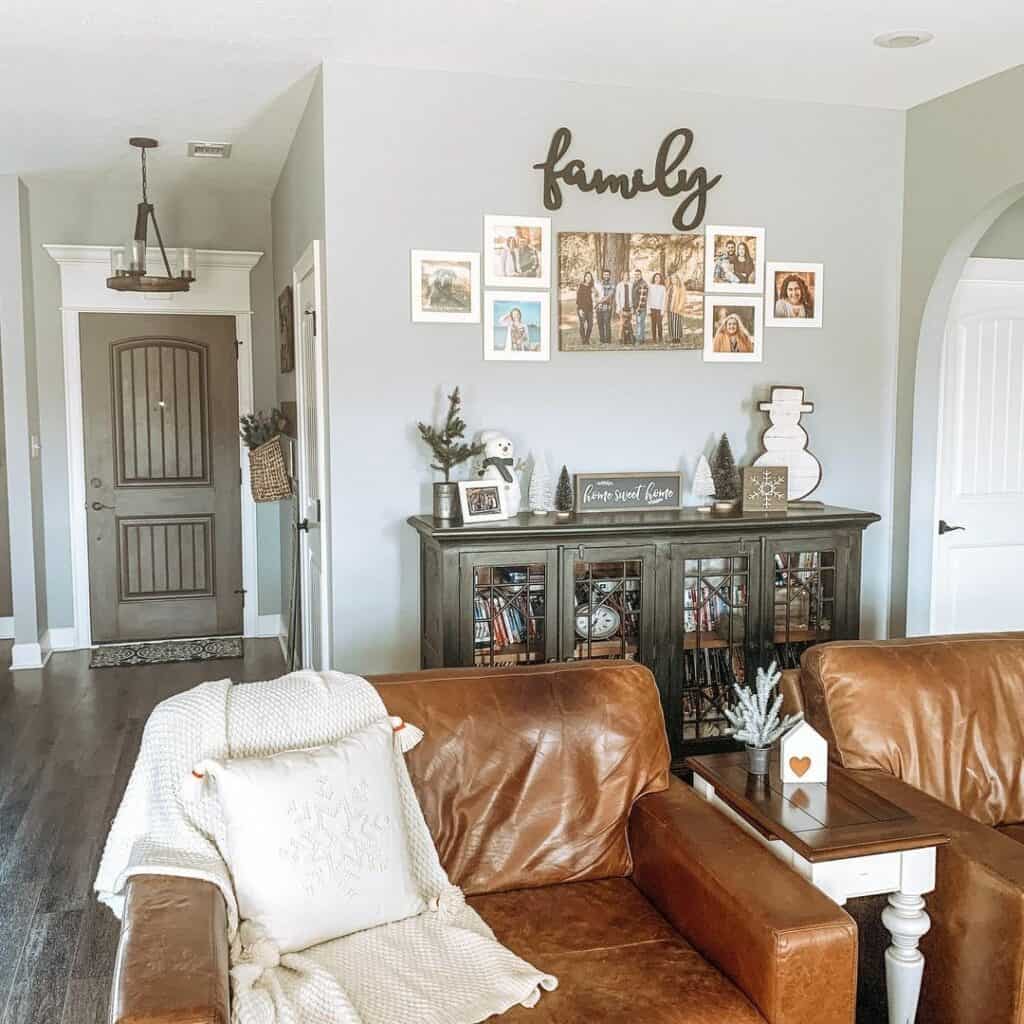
704, 225, 765, 295
765, 261, 823, 327
484, 215, 551, 289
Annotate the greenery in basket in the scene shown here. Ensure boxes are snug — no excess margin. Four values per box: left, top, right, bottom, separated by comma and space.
417, 387, 485, 482
723, 662, 803, 748
240, 409, 289, 451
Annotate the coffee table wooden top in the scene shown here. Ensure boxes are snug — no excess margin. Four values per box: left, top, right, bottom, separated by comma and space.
686, 751, 950, 863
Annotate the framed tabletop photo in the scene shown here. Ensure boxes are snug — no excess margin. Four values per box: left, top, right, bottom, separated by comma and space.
765, 261, 823, 327
484, 214, 551, 289
704, 225, 766, 295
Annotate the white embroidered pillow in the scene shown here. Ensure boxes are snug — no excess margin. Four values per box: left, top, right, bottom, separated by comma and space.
199, 718, 425, 953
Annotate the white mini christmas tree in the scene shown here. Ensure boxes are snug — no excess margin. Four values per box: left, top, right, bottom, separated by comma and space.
693, 454, 715, 510
528, 454, 553, 514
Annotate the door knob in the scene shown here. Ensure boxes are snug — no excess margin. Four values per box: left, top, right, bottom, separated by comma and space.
90, 501, 116, 511
938, 519, 966, 535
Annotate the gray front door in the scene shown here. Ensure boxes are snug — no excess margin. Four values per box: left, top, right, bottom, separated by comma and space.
81, 314, 243, 642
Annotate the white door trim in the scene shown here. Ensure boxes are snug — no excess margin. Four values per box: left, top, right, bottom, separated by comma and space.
292, 240, 331, 668
44, 244, 263, 649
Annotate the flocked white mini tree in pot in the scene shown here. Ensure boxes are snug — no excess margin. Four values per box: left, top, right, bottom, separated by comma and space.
723, 662, 803, 775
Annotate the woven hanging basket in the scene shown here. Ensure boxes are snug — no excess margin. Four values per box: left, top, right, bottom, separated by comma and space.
248, 436, 292, 502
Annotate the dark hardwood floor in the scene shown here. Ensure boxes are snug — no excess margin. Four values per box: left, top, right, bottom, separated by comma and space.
0, 639, 286, 1024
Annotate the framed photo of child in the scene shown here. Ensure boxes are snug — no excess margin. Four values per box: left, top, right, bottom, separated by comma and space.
484, 291, 550, 361
484, 215, 551, 289
704, 225, 765, 295
765, 262, 823, 328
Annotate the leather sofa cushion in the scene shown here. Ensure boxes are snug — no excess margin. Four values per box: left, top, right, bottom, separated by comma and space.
997, 824, 1024, 846
800, 634, 1024, 826
370, 661, 670, 895
468, 878, 765, 1023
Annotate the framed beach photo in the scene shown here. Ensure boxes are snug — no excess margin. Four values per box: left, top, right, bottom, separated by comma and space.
410, 250, 480, 323
765, 261, 824, 327
458, 480, 508, 522
484, 291, 550, 361
484, 214, 551, 288
703, 297, 764, 363
704, 225, 766, 295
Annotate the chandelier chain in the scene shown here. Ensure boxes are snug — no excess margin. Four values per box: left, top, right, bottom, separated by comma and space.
141, 146, 149, 204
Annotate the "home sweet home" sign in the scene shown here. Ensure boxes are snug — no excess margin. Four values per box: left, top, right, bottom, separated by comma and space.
575, 472, 683, 513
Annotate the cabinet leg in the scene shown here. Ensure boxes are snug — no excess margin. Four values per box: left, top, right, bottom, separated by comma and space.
882, 891, 930, 1024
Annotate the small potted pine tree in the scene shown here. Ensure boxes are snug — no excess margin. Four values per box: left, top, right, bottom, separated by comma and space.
417, 387, 485, 521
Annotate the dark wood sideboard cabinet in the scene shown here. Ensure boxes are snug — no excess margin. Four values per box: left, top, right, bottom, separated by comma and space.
408, 506, 879, 766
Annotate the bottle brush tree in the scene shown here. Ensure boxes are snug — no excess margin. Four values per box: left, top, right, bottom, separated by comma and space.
417, 387, 485, 482
723, 663, 803, 749
555, 465, 574, 514
710, 433, 741, 501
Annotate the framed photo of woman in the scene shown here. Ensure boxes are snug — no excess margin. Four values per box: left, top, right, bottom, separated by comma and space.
703, 297, 764, 363
484, 291, 550, 361
704, 225, 766, 295
484, 215, 551, 289
765, 262, 823, 327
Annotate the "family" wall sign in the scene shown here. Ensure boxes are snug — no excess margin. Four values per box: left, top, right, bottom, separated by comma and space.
533, 127, 722, 231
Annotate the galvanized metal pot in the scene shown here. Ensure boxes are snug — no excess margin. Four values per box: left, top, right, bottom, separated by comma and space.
746, 744, 770, 776
433, 482, 460, 523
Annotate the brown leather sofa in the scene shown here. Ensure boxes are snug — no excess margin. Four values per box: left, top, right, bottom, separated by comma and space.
112, 661, 857, 1024
781, 633, 1024, 1024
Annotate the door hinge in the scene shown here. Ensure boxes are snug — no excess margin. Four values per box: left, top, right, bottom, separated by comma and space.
305, 308, 317, 336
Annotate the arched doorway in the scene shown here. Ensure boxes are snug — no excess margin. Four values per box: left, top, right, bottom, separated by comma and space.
906, 184, 1024, 634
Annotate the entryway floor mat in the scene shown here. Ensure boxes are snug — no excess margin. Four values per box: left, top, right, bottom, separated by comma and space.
89, 635, 244, 668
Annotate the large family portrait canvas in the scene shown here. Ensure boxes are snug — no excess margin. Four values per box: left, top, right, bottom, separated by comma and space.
484, 291, 550, 361
410, 249, 480, 323
484, 214, 551, 288
703, 297, 763, 363
704, 225, 765, 295
557, 231, 705, 352
765, 261, 823, 327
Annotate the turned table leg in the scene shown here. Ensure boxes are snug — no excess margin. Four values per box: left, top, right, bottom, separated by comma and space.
882, 891, 931, 1024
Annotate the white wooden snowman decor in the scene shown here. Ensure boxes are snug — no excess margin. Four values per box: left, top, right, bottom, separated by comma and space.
780, 720, 828, 784
753, 385, 822, 501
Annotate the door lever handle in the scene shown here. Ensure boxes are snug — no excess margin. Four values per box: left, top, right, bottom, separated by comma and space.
938, 519, 966, 535
90, 501, 116, 511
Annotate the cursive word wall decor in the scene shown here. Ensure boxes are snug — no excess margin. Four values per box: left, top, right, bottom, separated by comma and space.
575, 472, 683, 513
533, 127, 722, 231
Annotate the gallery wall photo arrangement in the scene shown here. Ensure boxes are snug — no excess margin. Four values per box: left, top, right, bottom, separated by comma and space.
557, 231, 705, 352
704, 225, 766, 295
410, 249, 481, 323
703, 296, 764, 363
765, 261, 824, 327
484, 291, 550, 361
484, 214, 551, 288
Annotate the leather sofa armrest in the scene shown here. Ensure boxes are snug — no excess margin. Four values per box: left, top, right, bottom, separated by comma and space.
111, 874, 230, 1024
779, 668, 804, 719
848, 769, 1024, 1024
629, 778, 857, 1024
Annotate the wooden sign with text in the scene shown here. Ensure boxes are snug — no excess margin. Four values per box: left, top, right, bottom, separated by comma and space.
575, 472, 683, 513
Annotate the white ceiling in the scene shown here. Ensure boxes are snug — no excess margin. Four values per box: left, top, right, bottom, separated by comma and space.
1, 0, 1021, 191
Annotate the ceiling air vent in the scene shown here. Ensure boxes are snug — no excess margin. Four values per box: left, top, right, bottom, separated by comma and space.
187, 141, 232, 159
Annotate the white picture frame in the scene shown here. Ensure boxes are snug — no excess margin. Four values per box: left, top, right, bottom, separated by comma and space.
458, 479, 509, 523
703, 296, 764, 363
484, 290, 551, 362
410, 249, 480, 323
484, 214, 551, 288
765, 261, 824, 328
704, 225, 766, 295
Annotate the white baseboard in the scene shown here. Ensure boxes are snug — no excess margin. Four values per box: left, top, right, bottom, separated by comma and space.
11, 641, 51, 671
44, 626, 79, 652
255, 613, 283, 639
0, 617, 13, 640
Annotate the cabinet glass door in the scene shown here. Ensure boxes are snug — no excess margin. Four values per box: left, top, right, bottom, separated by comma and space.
767, 538, 848, 669
671, 543, 756, 752
459, 549, 557, 666
561, 545, 655, 663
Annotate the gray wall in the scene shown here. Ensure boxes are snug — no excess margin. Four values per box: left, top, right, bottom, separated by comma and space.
271, 70, 326, 626
322, 63, 906, 674
24, 178, 283, 627
895, 64, 1024, 635
974, 197, 1024, 257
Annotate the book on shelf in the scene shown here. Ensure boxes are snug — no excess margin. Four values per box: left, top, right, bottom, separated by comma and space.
474, 592, 540, 648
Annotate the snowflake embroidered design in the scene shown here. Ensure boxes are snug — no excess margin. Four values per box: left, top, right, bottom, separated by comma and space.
279, 774, 392, 897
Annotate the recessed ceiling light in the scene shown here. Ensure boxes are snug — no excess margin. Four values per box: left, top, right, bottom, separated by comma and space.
873, 30, 934, 49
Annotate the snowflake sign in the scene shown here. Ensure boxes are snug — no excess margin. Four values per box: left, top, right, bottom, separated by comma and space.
742, 466, 789, 512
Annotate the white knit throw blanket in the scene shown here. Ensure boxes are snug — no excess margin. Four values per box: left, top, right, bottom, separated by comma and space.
94, 670, 557, 1024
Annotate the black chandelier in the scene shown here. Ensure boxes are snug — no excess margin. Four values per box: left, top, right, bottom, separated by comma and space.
107, 138, 196, 293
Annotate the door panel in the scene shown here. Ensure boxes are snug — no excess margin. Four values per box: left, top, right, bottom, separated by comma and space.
933, 276, 1024, 633
81, 314, 242, 642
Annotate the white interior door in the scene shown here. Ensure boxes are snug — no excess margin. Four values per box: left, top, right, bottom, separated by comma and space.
931, 259, 1024, 633
293, 242, 330, 668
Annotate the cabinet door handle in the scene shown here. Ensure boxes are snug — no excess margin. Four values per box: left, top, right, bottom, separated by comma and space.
938, 519, 966, 535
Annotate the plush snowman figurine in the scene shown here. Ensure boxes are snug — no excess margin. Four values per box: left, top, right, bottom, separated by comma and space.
477, 430, 522, 516
753, 386, 822, 500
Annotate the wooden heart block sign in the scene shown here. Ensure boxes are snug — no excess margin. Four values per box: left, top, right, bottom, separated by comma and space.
780, 722, 828, 784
